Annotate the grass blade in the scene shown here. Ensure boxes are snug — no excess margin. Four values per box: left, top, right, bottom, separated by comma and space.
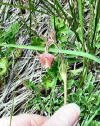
91, 0, 100, 48
84, 107, 100, 126
47, 0, 63, 18
0, 2, 29, 10
0, 2, 50, 15
0, 43, 100, 63
28, 0, 32, 41
68, 0, 78, 30
54, 0, 81, 43
78, 0, 85, 51
40, 0, 55, 15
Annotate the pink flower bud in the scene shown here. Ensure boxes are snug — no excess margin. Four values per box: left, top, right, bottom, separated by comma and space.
38, 52, 55, 68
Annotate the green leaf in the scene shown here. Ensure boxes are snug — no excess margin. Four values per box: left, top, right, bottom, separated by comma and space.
0, 58, 8, 76
26, 80, 40, 93
68, 79, 74, 89
87, 72, 93, 83
46, 107, 51, 114
91, 0, 100, 46
48, 60, 59, 78
1, 22, 20, 42
67, 29, 74, 37
96, 43, 100, 49
88, 84, 94, 94
60, 36, 67, 42
88, 120, 100, 126
84, 107, 100, 126
0, 44, 100, 63
78, 0, 85, 51
70, 68, 83, 76
31, 37, 45, 47
76, 88, 82, 96
97, 23, 100, 32
41, 74, 57, 91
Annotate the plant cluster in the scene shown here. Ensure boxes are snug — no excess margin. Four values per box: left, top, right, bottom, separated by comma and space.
0, 22, 19, 80
0, 0, 100, 126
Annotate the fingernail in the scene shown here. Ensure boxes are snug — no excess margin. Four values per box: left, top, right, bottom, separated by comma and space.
69, 103, 80, 115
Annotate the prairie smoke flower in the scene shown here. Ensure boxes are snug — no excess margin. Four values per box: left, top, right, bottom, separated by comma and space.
38, 52, 55, 68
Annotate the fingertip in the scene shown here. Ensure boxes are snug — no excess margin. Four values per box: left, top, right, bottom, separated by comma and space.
42, 103, 80, 126
65, 103, 81, 116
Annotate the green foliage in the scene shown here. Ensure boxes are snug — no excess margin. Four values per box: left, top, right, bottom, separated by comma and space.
25, 68, 100, 125
68, 73, 100, 125
0, 1, 100, 125
31, 36, 45, 47
39, 59, 59, 91
0, 58, 8, 76
78, 0, 84, 48
88, 120, 100, 126
0, 22, 20, 57
0, 22, 20, 77
26, 80, 40, 93
51, 16, 75, 48
1, 22, 19, 42
25, 76, 61, 115
0, 43, 100, 63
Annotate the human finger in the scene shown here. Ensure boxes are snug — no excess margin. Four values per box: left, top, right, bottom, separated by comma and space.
42, 103, 80, 126
0, 114, 48, 126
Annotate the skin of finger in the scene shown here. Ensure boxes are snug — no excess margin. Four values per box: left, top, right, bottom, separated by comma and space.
42, 103, 80, 126
0, 114, 48, 126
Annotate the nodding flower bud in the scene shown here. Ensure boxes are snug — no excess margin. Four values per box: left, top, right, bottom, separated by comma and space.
37, 52, 55, 68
